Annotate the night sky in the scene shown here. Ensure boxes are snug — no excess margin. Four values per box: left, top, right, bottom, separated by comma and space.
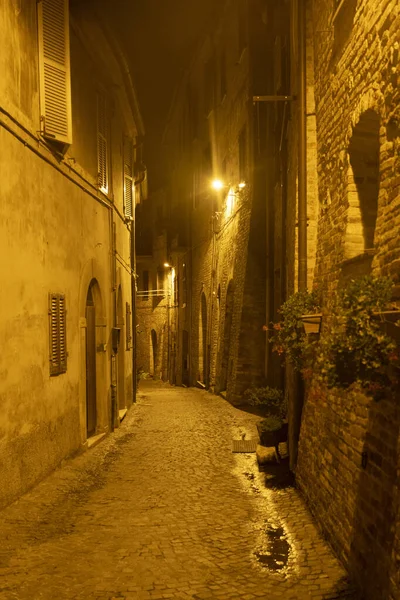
102, 0, 217, 189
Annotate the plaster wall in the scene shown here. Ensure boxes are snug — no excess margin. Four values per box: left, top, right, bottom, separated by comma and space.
0, 0, 137, 508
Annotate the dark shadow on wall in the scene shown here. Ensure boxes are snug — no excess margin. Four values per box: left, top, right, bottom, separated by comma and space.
348, 393, 400, 599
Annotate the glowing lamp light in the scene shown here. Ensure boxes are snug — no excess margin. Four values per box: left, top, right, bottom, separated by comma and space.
164, 262, 170, 268
212, 179, 225, 191
238, 182, 246, 189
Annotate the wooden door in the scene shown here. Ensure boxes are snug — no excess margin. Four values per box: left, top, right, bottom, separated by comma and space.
86, 304, 97, 437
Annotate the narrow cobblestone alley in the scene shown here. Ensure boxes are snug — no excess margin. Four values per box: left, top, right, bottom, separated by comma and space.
0, 382, 356, 600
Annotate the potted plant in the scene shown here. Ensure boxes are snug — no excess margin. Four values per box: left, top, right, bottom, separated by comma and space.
244, 386, 288, 454
256, 416, 288, 451
315, 275, 400, 398
270, 289, 321, 372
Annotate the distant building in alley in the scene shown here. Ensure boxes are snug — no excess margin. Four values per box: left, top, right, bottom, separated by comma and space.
0, 0, 145, 509
149, 0, 270, 404
136, 0, 400, 599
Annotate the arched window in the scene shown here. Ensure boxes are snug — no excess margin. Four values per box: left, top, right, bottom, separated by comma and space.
344, 109, 380, 262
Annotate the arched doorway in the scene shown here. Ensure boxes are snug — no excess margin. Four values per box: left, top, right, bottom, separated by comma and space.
198, 292, 208, 386
85, 282, 97, 437
117, 286, 126, 411
220, 281, 234, 393
150, 329, 157, 378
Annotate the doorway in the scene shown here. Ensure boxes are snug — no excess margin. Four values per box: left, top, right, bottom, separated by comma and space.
198, 292, 208, 386
220, 281, 234, 393
86, 284, 97, 437
117, 286, 126, 410
150, 329, 157, 378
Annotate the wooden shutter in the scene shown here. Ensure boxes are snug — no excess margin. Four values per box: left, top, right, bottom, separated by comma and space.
126, 302, 132, 350
123, 137, 134, 218
49, 293, 67, 375
97, 92, 108, 192
37, 0, 72, 146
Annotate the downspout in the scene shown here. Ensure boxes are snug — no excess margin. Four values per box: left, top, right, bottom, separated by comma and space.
298, 0, 307, 291
132, 169, 147, 401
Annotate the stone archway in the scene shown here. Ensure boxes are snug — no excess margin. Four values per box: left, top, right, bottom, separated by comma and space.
85, 279, 103, 438
117, 285, 126, 411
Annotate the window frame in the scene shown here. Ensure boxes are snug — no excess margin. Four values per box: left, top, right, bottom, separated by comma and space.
49, 293, 67, 376
37, 0, 72, 148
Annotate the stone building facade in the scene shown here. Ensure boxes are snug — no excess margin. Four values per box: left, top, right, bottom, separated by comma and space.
0, 0, 144, 509
160, 0, 269, 404
136, 189, 173, 382
285, 1, 400, 599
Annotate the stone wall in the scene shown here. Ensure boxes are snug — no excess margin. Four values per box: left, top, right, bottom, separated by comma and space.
163, 0, 267, 403
296, 1, 400, 598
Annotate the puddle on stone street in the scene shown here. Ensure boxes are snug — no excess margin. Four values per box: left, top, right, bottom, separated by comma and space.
254, 524, 290, 571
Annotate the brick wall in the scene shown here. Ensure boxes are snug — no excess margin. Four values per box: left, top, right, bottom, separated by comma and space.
295, 1, 400, 598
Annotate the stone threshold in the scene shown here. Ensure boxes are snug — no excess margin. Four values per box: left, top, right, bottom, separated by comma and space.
87, 432, 106, 449
119, 408, 128, 422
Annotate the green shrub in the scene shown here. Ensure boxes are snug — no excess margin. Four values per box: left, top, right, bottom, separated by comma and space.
315, 275, 399, 396
243, 386, 286, 419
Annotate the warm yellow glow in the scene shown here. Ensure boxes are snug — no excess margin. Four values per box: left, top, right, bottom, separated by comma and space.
164, 262, 170, 268
212, 179, 224, 191
225, 188, 235, 217
238, 181, 246, 189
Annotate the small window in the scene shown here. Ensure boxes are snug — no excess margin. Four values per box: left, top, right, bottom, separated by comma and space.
37, 0, 72, 148
49, 293, 67, 376
97, 92, 109, 193
123, 136, 134, 218
126, 302, 132, 350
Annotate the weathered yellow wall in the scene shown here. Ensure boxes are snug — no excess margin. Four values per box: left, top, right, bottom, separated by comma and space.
0, 0, 136, 508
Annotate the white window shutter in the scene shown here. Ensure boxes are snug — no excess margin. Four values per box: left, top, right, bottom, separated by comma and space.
38, 0, 72, 146
123, 137, 134, 218
97, 93, 108, 192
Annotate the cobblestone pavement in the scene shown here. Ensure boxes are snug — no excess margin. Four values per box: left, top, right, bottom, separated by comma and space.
0, 381, 358, 600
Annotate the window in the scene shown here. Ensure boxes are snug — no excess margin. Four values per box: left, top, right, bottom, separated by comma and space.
126, 302, 132, 350
182, 263, 187, 307
220, 51, 227, 101
37, 0, 72, 148
239, 127, 247, 181
97, 92, 109, 192
238, 0, 247, 57
188, 84, 198, 141
49, 293, 67, 376
123, 137, 134, 218
204, 55, 216, 117
143, 270, 149, 301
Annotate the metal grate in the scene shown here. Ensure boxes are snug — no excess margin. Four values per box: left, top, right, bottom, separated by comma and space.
232, 439, 258, 453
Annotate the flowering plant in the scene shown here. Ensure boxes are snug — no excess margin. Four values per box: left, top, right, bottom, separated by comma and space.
314, 275, 399, 397
270, 289, 321, 372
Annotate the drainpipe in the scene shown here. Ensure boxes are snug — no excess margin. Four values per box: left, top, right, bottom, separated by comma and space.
298, 0, 307, 291
132, 169, 147, 401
